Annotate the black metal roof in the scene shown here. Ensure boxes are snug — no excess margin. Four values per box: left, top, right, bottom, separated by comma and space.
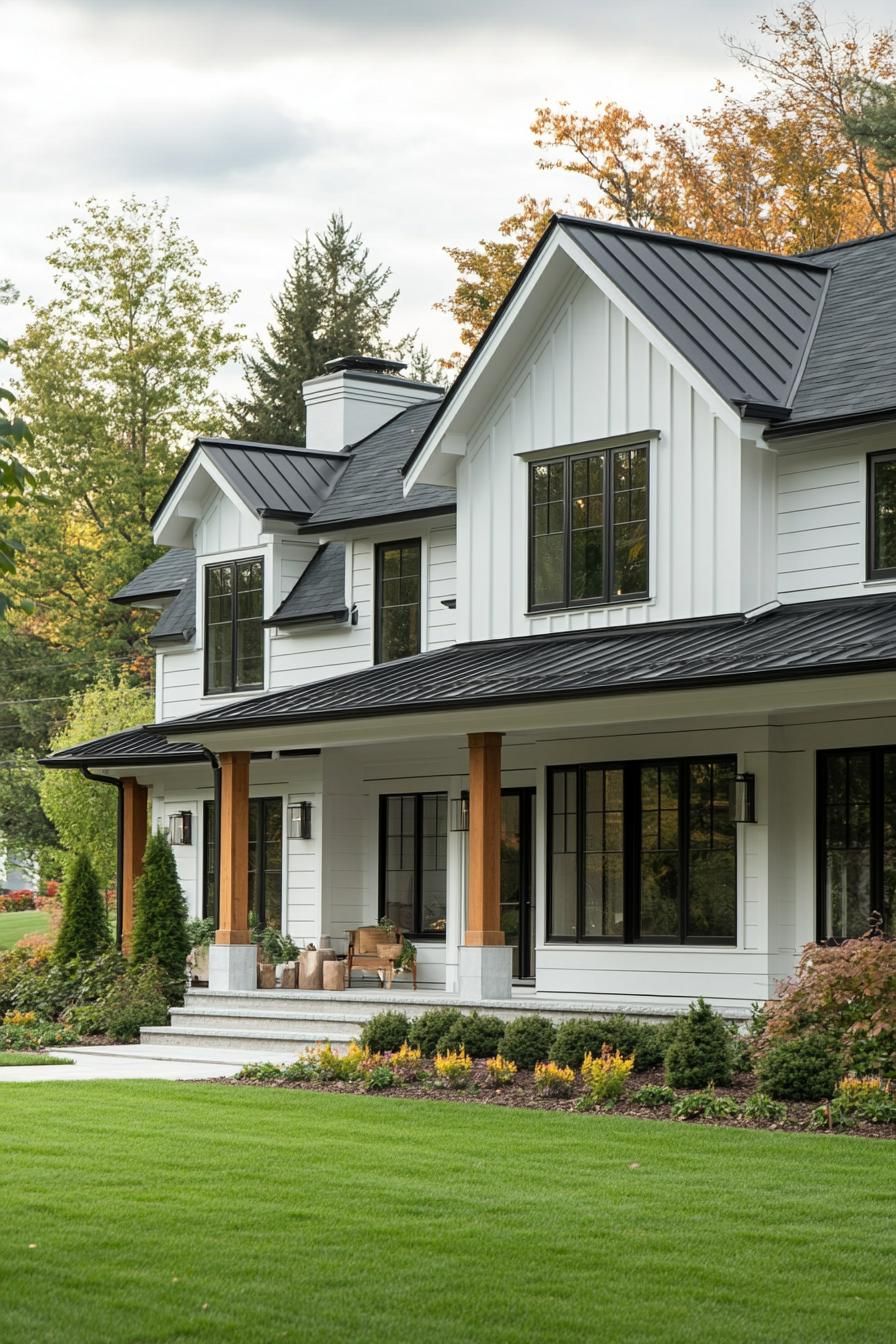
783, 231, 896, 430
111, 548, 195, 604
151, 437, 346, 528
41, 725, 208, 769
155, 594, 896, 736
148, 568, 196, 645
266, 543, 348, 627
304, 401, 455, 532
563, 219, 829, 414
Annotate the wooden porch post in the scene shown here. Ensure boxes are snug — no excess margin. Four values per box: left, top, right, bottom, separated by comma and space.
216, 751, 251, 945
120, 777, 148, 955
465, 732, 504, 946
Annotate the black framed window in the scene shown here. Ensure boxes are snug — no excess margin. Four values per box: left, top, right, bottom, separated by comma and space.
375, 540, 421, 663
379, 792, 447, 937
547, 756, 736, 945
818, 748, 896, 939
203, 797, 283, 930
529, 444, 649, 610
205, 558, 264, 693
868, 451, 896, 580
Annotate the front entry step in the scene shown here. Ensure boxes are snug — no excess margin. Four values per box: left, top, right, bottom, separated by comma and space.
140, 1025, 356, 1053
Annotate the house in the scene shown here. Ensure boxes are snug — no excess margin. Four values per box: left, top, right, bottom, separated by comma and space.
43, 216, 896, 1015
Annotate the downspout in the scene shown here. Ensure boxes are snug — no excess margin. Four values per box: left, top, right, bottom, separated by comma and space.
199, 748, 221, 921
80, 767, 124, 951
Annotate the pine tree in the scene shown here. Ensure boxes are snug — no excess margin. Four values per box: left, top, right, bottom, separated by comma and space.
230, 213, 403, 446
55, 852, 110, 964
131, 830, 191, 984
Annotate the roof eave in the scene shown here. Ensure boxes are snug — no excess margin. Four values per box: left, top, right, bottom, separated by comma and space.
298, 504, 456, 535
766, 405, 896, 441
263, 608, 349, 630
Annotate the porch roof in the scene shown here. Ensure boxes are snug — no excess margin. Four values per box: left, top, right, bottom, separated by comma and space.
154, 593, 896, 737
40, 725, 208, 770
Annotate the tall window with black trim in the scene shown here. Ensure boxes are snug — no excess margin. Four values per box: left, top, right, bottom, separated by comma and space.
379, 792, 447, 937
868, 450, 896, 580
818, 748, 896, 940
203, 798, 283, 929
375, 540, 421, 663
205, 558, 264, 693
529, 444, 649, 610
547, 756, 736, 945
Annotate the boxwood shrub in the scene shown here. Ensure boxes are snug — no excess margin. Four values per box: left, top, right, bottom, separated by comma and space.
359, 1011, 411, 1054
499, 1015, 556, 1070
756, 1033, 841, 1101
435, 1011, 506, 1059
407, 1007, 463, 1057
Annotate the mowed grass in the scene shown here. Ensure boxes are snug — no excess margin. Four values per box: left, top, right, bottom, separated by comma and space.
0, 1052, 72, 1066
1, 1084, 894, 1344
0, 909, 49, 949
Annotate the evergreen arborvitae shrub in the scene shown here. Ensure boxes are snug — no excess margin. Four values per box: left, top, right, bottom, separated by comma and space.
359, 1011, 411, 1053
435, 1011, 506, 1059
131, 831, 191, 987
54, 853, 110, 965
664, 998, 734, 1089
407, 1007, 463, 1057
756, 1034, 842, 1101
499, 1015, 557, 1070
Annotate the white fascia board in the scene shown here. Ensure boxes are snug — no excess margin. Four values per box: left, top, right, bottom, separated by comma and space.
153, 450, 261, 547
555, 231, 742, 436
403, 231, 569, 495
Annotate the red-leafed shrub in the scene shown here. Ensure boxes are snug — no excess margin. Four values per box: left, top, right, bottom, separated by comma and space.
0, 889, 36, 912
761, 929, 896, 1077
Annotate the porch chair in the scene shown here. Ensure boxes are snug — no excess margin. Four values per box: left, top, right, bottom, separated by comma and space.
346, 925, 417, 990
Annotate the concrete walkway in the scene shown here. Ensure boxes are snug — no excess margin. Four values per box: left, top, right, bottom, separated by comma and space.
0, 1043, 299, 1083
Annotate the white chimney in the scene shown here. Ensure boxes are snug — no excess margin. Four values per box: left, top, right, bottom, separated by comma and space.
302, 356, 443, 452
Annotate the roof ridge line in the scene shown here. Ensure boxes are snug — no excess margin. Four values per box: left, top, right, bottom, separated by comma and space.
556, 214, 832, 271
799, 227, 896, 258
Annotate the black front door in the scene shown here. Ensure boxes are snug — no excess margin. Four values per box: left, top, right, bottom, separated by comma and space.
203, 797, 284, 930
500, 788, 535, 980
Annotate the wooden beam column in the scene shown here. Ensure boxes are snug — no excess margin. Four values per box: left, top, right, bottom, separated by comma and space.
216, 751, 251, 945
465, 732, 504, 946
120, 777, 148, 955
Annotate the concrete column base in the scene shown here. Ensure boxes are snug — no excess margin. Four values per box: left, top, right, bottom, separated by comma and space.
208, 943, 256, 992
457, 944, 513, 1001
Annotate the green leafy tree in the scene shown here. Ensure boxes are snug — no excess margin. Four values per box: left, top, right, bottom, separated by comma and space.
232, 212, 417, 446
10, 196, 241, 657
0, 334, 37, 617
131, 830, 190, 984
55, 851, 110, 964
39, 673, 153, 886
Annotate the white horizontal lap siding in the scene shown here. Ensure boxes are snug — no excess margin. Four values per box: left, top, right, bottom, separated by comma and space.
775, 424, 896, 602
460, 276, 741, 641
535, 947, 774, 1005
159, 648, 203, 720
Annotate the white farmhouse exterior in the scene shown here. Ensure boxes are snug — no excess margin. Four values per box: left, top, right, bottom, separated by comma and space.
44, 217, 896, 1017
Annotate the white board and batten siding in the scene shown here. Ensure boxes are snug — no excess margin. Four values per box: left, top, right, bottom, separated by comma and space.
455, 276, 750, 644
776, 422, 896, 603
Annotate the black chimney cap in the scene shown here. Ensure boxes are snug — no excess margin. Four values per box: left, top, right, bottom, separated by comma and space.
324, 355, 408, 376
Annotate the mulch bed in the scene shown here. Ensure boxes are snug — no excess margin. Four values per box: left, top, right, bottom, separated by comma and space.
208, 1063, 896, 1139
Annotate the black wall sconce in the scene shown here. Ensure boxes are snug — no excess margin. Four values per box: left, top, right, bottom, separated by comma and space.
288, 801, 313, 840
168, 811, 193, 846
731, 773, 756, 824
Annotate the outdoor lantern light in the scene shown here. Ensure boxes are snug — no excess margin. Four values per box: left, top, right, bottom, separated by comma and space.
288, 801, 313, 840
450, 797, 469, 832
731, 773, 756, 824
168, 811, 192, 846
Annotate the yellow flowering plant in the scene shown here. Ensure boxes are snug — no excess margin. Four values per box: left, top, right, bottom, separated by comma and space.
534, 1061, 576, 1097
581, 1045, 635, 1104
434, 1047, 472, 1087
485, 1054, 517, 1087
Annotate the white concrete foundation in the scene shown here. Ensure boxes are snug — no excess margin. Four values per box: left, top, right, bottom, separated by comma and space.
456, 945, 513, 1001
208, 944, 257, 992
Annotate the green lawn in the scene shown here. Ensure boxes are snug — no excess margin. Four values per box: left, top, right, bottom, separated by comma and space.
0, 909, 49, 949
0, 1052, 72, 1066
0, 1083, 893, 1344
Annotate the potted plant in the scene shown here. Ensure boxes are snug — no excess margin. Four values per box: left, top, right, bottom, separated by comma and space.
186, 917, 216, 984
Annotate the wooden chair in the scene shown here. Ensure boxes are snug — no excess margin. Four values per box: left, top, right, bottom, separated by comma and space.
346, 926, 417, 990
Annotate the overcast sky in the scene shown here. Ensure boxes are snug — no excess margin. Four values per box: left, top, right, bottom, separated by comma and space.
3, 0, 894, 388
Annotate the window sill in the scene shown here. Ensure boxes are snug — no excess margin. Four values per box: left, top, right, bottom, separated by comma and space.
202, 684, 266, 700
862, 576, 896, 588
526, 596, 652, 619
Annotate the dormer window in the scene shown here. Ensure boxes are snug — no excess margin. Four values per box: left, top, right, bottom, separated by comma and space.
205, 558, 264, 694
529, 444, 649, 611
868, 450, 896, 580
